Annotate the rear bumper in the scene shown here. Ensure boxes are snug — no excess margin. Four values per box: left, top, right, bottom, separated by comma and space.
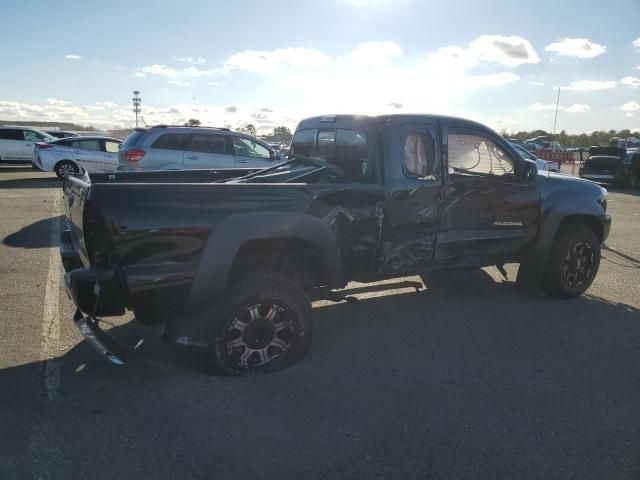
61, 229, 126, 316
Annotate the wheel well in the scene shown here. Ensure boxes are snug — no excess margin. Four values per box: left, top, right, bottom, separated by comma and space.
557, 215, 604, 242
54, 159, 78, 171
228, 238, 327, 288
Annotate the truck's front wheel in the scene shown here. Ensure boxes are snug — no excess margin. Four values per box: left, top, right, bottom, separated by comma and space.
205, 271, 314, 376
541, 224, 600, 298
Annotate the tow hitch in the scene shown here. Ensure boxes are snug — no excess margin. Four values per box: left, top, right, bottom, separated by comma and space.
73, 309, 126, 365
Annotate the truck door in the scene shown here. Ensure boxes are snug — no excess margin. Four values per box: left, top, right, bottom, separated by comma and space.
437, 124, 541, 263
379, 122, 444, 272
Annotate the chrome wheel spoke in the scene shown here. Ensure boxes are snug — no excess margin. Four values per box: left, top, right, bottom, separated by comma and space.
227, 337, 245, 350
269, 336, 290, 351
230, 318, 248, 333
275, 320, 292, 333
257, 348, 270, 364
239, 348, 254, 366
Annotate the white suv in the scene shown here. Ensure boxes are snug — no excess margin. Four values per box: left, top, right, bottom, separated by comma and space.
118, 125, 284, 171
0, 126, 54, 162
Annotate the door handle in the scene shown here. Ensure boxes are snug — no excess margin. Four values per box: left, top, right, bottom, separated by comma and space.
186, 155, 198, 160
237, 158, 248, 163
73, 150, 81, 154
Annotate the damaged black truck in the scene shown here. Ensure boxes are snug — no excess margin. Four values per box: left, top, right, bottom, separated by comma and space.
61, 114, 611, 375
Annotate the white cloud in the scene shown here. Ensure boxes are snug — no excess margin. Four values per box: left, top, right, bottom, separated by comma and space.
528, 102, 558, 111
528, 103, 590, 113
223, 47, 332, 72
134, 72, 146, 78
175, 56, 206, 64
426, 45, 479, 70
626, 113, 634, 118
621, 76, 640, 88
621, 101, 640, 111
65, 54, 83, 60
469, 35, 540, 67
140, 64, 179, 78
426, 35, 539, 70
532, 81, 545, 86
168, 79, 191, 87
544, 38, 606, 58
633, 37, 640, 49
46, 98, 70, 106
346, 41, 403, 65
564, 80, 617, 91
565, 104, 591, 113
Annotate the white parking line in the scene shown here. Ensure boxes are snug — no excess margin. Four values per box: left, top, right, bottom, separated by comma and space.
39, 193, 62, 401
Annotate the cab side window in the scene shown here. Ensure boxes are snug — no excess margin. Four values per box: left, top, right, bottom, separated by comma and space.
403, 132, 438, 179
448, 133, 514, 175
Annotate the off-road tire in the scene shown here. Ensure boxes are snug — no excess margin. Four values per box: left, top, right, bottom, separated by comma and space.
541, 224, 600, 298
54, 160, 79, 179
204, 271, 313, 376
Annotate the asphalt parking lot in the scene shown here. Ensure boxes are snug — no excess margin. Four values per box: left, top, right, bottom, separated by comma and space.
1, 163, 639, 480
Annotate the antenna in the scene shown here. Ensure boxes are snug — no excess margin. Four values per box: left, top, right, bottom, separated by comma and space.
552, 87, 561, 152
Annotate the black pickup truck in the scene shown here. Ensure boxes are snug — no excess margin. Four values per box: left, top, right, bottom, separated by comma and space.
61, 114, 611, 375
579, 145, 639, 188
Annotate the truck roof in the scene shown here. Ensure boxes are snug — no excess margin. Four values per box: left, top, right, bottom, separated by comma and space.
296, 114, 496, 134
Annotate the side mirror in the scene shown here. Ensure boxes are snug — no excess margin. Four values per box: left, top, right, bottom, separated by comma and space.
522, 159, 538, 180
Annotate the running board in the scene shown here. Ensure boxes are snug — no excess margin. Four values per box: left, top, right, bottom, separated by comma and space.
73, 309, 125, 365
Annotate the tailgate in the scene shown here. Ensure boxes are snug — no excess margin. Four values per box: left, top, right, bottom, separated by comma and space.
63, 174, 92, 267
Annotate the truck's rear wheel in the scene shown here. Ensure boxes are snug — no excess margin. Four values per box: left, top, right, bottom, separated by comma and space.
541, 224, 600, 298
205, 271, 313, 376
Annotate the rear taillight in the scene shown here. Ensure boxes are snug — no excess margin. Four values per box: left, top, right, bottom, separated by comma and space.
125, 148, 146, 162
35, 142, 54, 150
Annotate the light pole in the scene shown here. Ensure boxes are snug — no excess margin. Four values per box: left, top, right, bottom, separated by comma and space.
132, 91, 141, 128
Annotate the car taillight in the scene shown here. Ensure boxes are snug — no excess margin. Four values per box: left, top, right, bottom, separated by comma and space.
35, 142, 53, 149
125, 148, 146, 162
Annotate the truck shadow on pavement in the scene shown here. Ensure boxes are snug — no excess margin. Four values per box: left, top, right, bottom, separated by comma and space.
3, 215, 64, 248
2, 269, 640, 479
602, 244, 640, 269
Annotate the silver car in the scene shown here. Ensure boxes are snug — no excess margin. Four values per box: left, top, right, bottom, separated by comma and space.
118, 125, 283, 171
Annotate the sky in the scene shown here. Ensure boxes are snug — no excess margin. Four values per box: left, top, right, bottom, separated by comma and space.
0, 0, 639, 134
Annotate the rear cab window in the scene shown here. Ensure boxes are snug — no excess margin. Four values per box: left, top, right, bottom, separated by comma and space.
292, 128, 371, 182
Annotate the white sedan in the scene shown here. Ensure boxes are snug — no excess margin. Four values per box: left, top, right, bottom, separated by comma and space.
33, 136, 122, 179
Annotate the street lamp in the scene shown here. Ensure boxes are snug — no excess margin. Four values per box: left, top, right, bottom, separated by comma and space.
132, 91, 142, 128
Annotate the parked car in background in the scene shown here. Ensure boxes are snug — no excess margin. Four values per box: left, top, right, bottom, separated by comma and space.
33, 136, 122, 178
0, 126, 54, 162
511, 142, 559, 172
118, 125, 284, 171
44, 130, 80, 139
580, 145, 639, 188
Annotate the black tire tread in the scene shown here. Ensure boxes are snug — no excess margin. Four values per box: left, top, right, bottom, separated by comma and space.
541, 224, 600, 298
205, 271, 313, 376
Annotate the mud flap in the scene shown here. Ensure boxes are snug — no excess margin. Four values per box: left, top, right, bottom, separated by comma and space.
73, 309, 125, 365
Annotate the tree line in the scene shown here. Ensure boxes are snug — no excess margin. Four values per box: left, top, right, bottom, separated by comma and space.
501, 128, 640, 148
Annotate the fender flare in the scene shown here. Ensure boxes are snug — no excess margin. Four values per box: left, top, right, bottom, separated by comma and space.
185, 211, 342, 314
534, 190, 608, 257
